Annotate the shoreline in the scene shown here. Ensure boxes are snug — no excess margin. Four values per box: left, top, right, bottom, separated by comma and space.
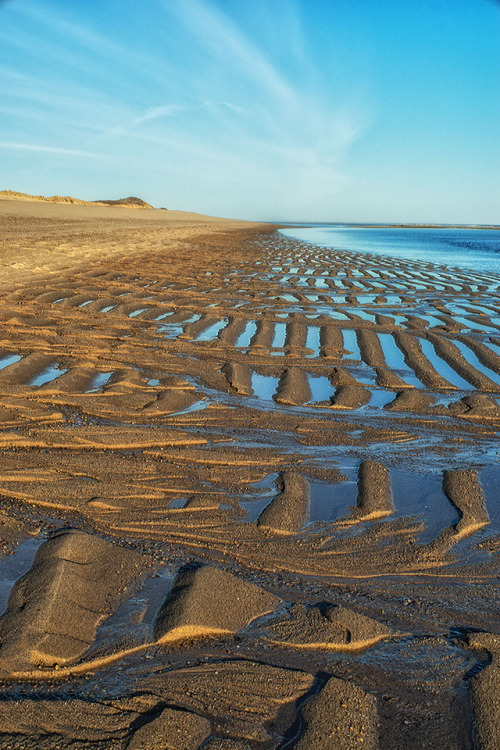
278, 221, 500, 230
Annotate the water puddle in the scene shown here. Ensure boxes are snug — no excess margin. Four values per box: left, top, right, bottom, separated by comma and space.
407, 314, 445, 328
272, 322, 287, 349
29, 364, 68, 387
387, 282, 409, 291
251, 372, 279, 401
78, 299, 94, 308
0, 354, 22, 370
240, 473, 279, 521
378, 333, 424, 387
307, 374, 333, 403
305, 327, 321, 358
353, 294, 380, 305
485, 341, 500, 358
390, 469, 459, 543
309, 476, 357, 524
195, 318, 228, 342
479, 465, 500, 532
0, 537, 45, 617
86, 372, 114, 393
341, 329, 361, 360
53, 297, 68, 304
181, 313, 202, 325
100, 305, 117, 314
169, 399, 209, 417
236, 320, 257, 348
154, 311, 174, 321
452, 341, 500, 388
158, 323, 184, 339
378, 312, 407, 326
353, 367, 378, 387
169, 497, 188, 509
419, 339, 474, 390
447, 315, 494, 333
350, 310, 378, 323
128, 308, 147, 318
314, 278, 329, 289
322, 294, 349, 304
324, 310, 350, 321
467, 303, 498, 316
368, 389, 396, 408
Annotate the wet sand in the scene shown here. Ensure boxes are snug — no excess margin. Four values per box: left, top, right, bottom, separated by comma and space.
0, 199, 499, 748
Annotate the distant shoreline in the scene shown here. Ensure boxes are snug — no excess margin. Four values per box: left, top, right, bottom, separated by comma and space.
277, 222, 500, 230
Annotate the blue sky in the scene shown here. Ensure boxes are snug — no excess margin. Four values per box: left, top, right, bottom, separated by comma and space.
1, 0, 499, 223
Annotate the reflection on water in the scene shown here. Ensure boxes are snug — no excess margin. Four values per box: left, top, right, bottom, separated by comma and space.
0, 354, 22, 370
419, 339, 474, 390
251, 372, 279, 401
29, 365, 68, 387
0, 537, 44, 617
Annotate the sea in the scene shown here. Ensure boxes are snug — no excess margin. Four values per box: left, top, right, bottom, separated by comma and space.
279, 225, 500, 277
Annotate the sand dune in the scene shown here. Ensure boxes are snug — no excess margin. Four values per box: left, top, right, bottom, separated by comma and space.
0, 188, 154, 208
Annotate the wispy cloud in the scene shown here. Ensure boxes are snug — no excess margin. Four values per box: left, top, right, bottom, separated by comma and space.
167, 0, 297, 104
6, 2, 180, 91
0, 142, 100, 158
0, 0, 372, 218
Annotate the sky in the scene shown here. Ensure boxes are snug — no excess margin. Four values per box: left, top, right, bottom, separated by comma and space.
0, 0, 499, 223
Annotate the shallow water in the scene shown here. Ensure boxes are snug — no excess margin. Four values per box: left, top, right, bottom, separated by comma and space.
368, 389, 397, 408
128, 307, 148, 318
305, 326, 321, 357
272, 322, 287, 349
280, 226, 500, 276
308, 476, 356, 523
236, 320, 258, 348
252, 372, 279, 401
378, 334, 424, 387
419, 339, 474, 390
29, 364, 68, 387
195, 318, 228, 341
307, 374, 333, 402
0, 537, 44, 617
453, 341, 500, 388
86, 371, 114, 393
154, 311, 174, 321
341, 329, 361, 360
0, 354, 21, 370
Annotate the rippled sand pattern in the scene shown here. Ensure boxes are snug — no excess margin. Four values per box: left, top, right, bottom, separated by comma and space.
0, 204, 499, 748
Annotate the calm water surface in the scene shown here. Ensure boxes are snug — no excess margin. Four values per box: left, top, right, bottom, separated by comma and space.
279, 226, 500, 276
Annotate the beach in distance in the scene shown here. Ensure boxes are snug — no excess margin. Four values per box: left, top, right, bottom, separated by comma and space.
0, 194, 499, 748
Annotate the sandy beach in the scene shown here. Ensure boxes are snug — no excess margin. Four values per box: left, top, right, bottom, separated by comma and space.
0, 197, 499, 749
